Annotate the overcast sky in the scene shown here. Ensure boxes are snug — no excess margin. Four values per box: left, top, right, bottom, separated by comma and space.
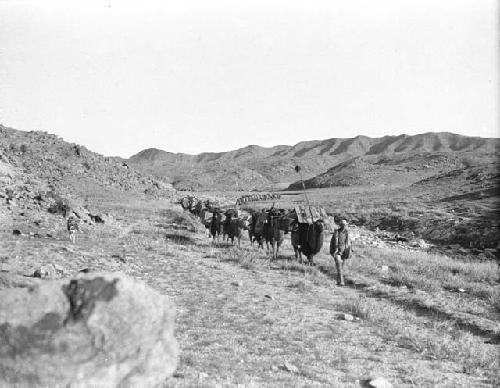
0, 0, 498, 157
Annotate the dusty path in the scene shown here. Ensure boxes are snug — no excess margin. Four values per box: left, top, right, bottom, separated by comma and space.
0, 202, 496, 387
140, 243, 492, 387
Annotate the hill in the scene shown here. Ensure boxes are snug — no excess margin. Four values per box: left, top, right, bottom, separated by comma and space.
288, 151, 497, 189
0, 124, 175, 237
128, 132, 499, 191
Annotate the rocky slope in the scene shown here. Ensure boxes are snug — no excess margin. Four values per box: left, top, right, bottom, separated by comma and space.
289, 151, 497, 189
305, 162, 500, 249
0, 125, 174, 197
128, 132, 499, 191
0, 124, 175, 237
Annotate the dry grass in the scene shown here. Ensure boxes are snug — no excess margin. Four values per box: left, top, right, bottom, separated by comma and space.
185, 234, 500, 385
340, 296, 498, 376
2, 194, 498, 387
490, 287, 500, 313
390, 250, 496, 287
347, 246, 499, 310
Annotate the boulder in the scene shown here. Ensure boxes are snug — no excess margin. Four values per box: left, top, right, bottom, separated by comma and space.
33, 264, 57, 279
338, 313, 355, 321
413, 239, 429, 249
52, 263, 66, 277
0, 272, 178, 387
369, 376, 393, 388
281, 361, 299, 373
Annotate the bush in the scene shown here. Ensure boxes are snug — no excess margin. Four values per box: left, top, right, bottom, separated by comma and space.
46, 191, 72, 216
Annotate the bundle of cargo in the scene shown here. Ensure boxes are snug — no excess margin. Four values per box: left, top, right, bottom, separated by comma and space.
204, 199, 220, 212
225, 208, 240, 218
293, 205, 327, 223
292, 205, 336, 232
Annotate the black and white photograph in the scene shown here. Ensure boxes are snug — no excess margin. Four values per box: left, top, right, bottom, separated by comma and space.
0, 0, 498, 386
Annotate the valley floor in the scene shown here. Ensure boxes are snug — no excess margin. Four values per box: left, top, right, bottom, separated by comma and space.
1, 197, 498, 387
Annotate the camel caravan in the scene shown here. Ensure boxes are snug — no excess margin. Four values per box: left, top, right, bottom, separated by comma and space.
179, 194, 330, 265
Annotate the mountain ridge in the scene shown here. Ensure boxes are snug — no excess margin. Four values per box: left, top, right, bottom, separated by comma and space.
128, 132, 499, 191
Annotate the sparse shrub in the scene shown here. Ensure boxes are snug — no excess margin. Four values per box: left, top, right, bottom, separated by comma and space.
165, 233, 196, 246
287, 280, 308, 292
342, 296, 374, 320
279, 261, 321, 276
47, 195, 72, 216
239, 256, 257, 270
0, 256, 9, 271
489, 287, 500, 313
210, 246, 267, 270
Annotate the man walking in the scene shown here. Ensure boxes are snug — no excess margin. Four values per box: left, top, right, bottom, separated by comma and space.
66, 213, 80, 244
330, 219, 352, 286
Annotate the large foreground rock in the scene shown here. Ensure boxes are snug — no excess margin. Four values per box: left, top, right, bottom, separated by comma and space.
0, 272, 178, 387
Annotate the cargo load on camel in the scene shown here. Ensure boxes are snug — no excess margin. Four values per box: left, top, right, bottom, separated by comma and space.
293, 205, 328, 224
290, 205, 329, 265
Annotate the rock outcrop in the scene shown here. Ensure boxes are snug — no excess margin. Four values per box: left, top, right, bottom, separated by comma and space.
0, 272, 178, 387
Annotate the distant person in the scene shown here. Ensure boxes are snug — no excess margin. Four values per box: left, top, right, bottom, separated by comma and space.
66, 213, 80, 244
330, 219, 352, 286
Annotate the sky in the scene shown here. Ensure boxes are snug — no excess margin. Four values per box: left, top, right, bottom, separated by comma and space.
0, 0, 498, 157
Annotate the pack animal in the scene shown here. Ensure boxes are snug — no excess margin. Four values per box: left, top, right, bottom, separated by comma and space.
225, 217, 248, 247
290, 221, 302, 260
209, 211, 224, 243
295, 220, 325, 265
249, 211, 268, 248
264, 209, 292, 260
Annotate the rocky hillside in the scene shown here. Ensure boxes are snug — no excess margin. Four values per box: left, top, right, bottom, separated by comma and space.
307, 161, 500, 249
0, 125, 175, 237
0, 125, 174, 196
128, 132, 499, 191
289, 151, 497, 189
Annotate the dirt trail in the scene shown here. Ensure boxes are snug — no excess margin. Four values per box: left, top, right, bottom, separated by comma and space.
0, 204, 495, 387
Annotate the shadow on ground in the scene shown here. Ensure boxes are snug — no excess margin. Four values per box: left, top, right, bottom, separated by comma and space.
165, 233, 197, 246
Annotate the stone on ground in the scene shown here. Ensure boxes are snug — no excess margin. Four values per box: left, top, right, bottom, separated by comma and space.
369, 376, 393, 388
411, 239, 429, 249
282, 361, 299, 373
338, 313, 355, 321
33, 263, 57, 278
0, 272, 178, 387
